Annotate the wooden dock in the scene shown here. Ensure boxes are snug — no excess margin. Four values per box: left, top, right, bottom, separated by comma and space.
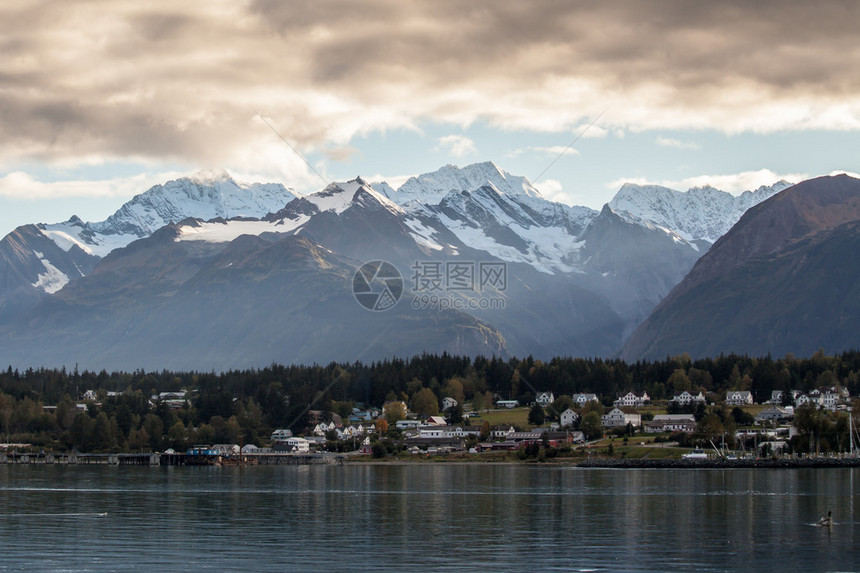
0, 451, 344, 466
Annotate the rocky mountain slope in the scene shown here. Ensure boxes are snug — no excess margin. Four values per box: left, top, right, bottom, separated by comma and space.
621, 174, 860, 360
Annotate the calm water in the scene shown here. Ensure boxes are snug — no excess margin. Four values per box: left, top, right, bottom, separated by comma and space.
0, 463, 858, 572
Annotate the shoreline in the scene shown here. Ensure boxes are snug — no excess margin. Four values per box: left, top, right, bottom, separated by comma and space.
4, 451, 860, 469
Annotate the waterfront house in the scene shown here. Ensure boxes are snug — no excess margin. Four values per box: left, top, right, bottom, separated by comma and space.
725, 390, 754, 406
425, 416, 448, 426
273, 437, 310, 453
211, 444, 240, 456
395, 419, 422, 430
560, 408, 580, 428
476, 441, 518, 452
536, 392, 555, 407
271, 429, 293, 443
602, 407, 641, 428
403, 436, 465, 452
614, 391, 650, 408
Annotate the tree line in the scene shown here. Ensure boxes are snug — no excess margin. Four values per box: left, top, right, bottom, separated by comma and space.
0, 349, 858, 452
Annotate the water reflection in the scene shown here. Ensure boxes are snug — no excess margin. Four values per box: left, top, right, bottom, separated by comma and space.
0, 465, 858, 571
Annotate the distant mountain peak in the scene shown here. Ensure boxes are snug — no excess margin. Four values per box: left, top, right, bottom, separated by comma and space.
388, 161, 543, 206
608, 180, 789, 243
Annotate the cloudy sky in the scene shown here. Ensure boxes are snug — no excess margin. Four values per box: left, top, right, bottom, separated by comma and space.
2, 0, 860, 236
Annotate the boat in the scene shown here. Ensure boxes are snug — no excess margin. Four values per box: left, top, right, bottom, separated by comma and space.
683, 449, 708, 459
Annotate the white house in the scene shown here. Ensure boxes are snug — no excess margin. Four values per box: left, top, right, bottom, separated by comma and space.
821, 389, 841, 410
313, 422, 336, 436
424, 416, 447, 426
536, 392, 555, 407
572, 393, 599, 406
495, 400, 519, 409
491, 425, 516, 439
644, 414, 695, 433
442, 397, 458, 411
271, 429, 293, 443
670, 391, 706, 406
340, 425, 365, 438
602, 407, 641, 428
282, 437, 310, 453
419, 427, 446, 438
725, 391, 754, 406
755, 406, 791, 423
614, 391, 649, 408
396, 420, 422, 429
559, 408, 580, 428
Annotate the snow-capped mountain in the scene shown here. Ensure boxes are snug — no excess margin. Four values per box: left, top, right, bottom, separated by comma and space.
608, 181, 791, 244
0, 160, 799, 369
41, 171, 296, 258
381, 161, 544, 206
0, 171, 297, 319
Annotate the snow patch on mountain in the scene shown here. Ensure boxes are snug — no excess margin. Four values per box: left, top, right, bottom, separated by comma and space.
31, 251, 69, 294
175, 217, 311, 243
41, 219, 138, 258
402, 217, 445, 251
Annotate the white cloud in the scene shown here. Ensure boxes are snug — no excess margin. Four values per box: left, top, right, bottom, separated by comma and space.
435, 135, 477, 158
533, 179, 573, 204
655, 137, 700, 150
606, 169, 809, 194
830, 170, 860, 179
507, 145, 581, 159
0, 170, 186, 200
366, 173, 415, 191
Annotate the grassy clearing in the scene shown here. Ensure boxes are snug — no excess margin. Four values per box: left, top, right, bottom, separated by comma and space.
468, 407, 531, 428
614, 445, 687, 459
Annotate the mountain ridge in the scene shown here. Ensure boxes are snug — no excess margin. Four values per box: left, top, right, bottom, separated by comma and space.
621, 174, 860, 360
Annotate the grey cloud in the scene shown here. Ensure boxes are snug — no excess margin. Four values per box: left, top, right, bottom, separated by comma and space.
1, 0, 859, 167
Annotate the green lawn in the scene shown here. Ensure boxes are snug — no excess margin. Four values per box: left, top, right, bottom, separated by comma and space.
613, 445, 688, 459
468, 407, 531, 428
